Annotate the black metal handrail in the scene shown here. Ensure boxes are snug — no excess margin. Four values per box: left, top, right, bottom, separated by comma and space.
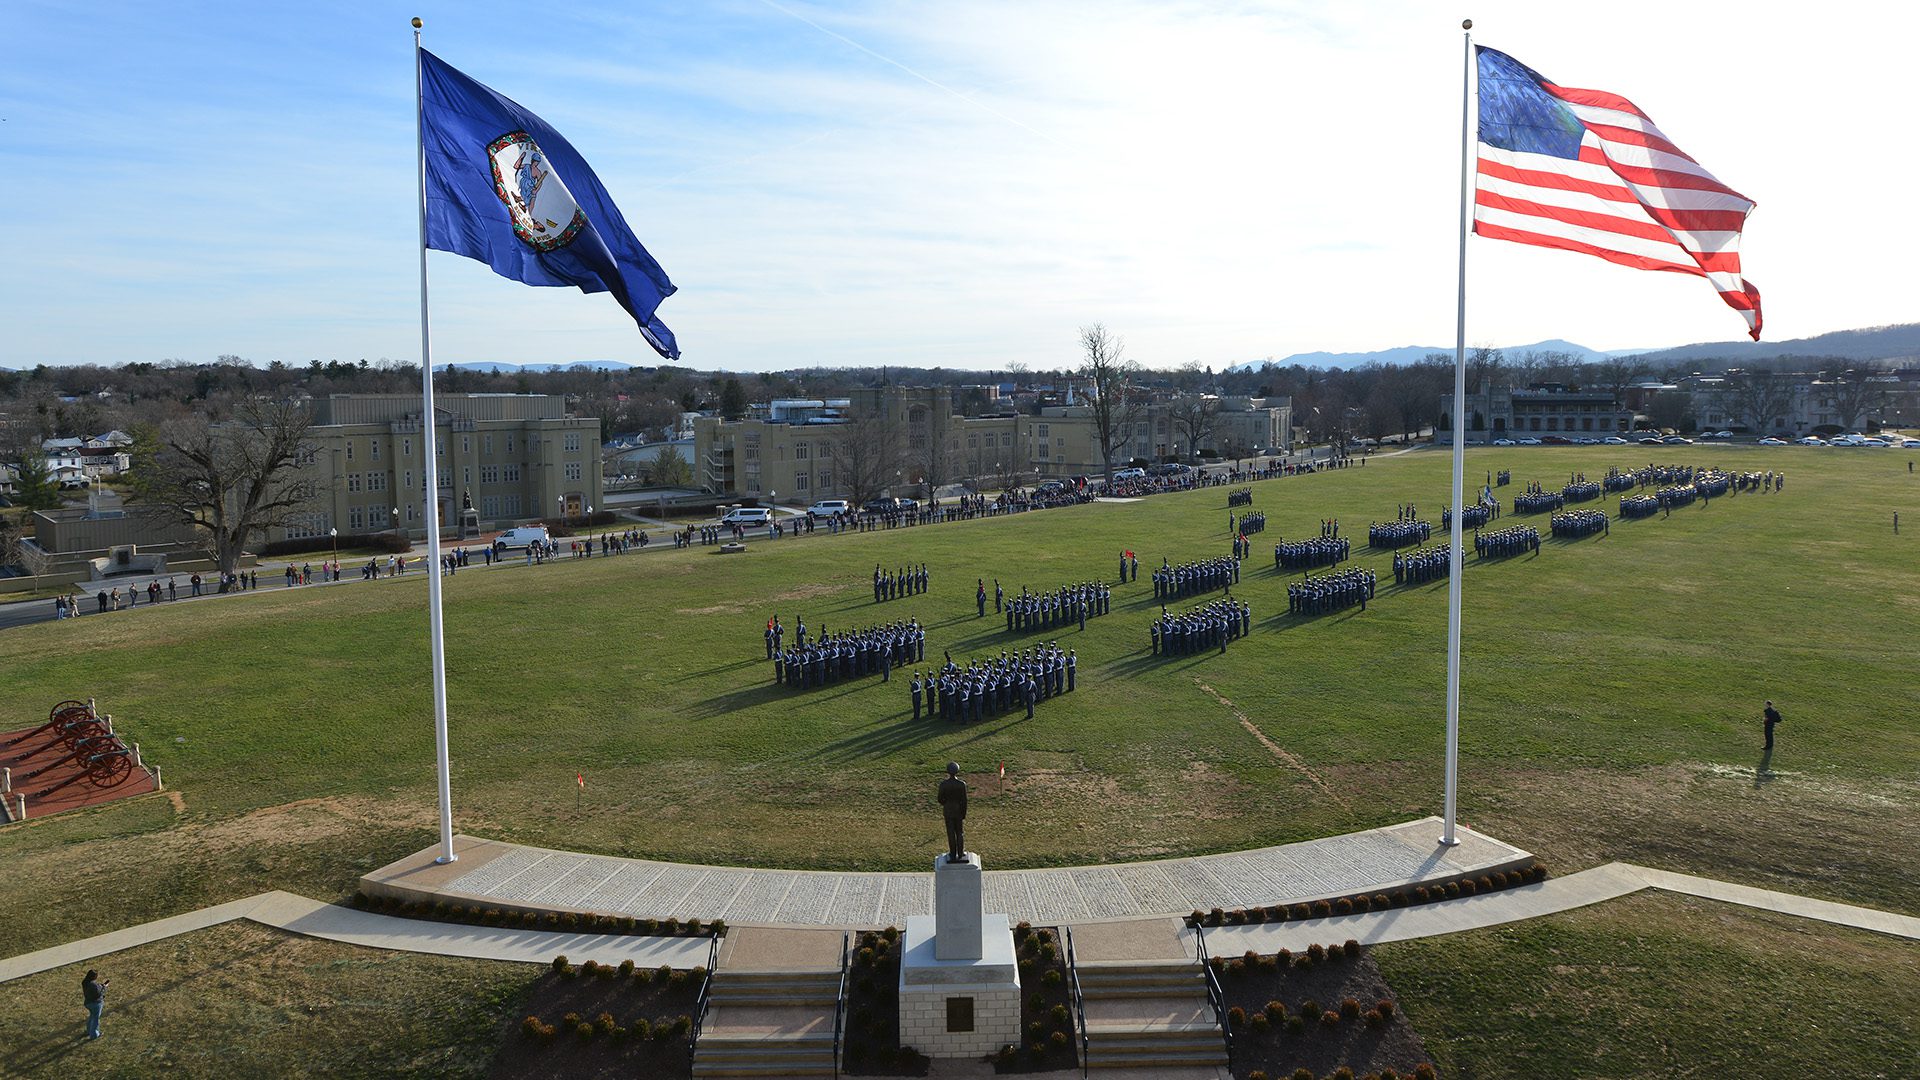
688, 931, 722, 1068
1063, 925, 1090, 1078
832, 931, 851, 1079
1193, 926, 1234, 1071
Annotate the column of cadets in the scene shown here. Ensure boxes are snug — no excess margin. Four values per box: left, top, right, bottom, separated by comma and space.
1227, 488, 1254, 507
1618, 493, 1659, 518
1495, 469, 1512, 487
873, 563, 929, 602
771, 618, 925, 690
912, 644, 1076, 723
1369, 505, 1430, 549
1512, 482, 1563, 514
1393, 544, 1454, 585
1473, 525, 1540, 558
1551, 509, 1609, 538
1233, 510, 1266, 534
1441, 502, 1497, 529
1287, 566, 1376, 615
1562, 477, 1602, 503
1003, 582, 1111, 633
1275, 536, 1349, 572
1148, 598, 1250, 656
1151, 556, 1240, 601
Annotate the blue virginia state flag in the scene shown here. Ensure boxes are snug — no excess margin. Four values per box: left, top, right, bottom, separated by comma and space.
419, 49, 679, 358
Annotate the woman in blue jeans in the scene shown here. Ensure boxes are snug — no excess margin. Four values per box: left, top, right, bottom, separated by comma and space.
82, 970, 108, 1039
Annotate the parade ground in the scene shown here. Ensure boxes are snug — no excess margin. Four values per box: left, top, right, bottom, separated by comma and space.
1, 444, 1916, 1077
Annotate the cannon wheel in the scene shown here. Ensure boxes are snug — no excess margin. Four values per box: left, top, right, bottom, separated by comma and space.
49, 700, 93, 725
61, 717, 112, 749
87, 751, 134, 788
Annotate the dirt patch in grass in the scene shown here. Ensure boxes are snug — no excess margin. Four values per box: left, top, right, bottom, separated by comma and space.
1214, 945, 1432, 1079
488, 964, 699, 1080
771, 582, 846, 603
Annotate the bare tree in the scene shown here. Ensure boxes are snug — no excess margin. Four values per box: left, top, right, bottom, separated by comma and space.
1820, 367, 1888, 431
1079, 324, 1146, 483
6, 533, 51, 596
1468, 345, 1507, 393
830, 404, 903, 508
1725, 371, 1797, 434
1168, 395, 1221, 463
127, 398, 319, 575
1590, 356, 1652, 412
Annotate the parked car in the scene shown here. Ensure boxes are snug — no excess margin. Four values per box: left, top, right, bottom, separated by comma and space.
1662, 435, 1693, 444
720, 506, 773, 526
1758, 437, 1788, 446
494, 525, 552, 549
1517, 437, 1542, 445
806, 499, 850, 519
1541, 435, 1572, 445
1113, 467, 1147, 481
1902, 439, 1920, 449
1796, 436, 1826, 445
1603, 436, 1629, 445
1492, 438, 1515, 446
1637, 436, 1664, 445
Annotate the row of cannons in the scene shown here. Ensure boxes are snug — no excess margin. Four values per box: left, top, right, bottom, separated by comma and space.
0, 699, 157, 822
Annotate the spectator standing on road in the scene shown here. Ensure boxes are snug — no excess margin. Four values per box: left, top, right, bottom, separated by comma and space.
82, 969, 108, 1039
1763, 701, 1783, 750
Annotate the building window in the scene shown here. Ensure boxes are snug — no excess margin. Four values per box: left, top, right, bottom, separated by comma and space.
482, 495, 499, 517
483, 434, 493, 454
345, 441, 353, 461
564, 462, 583, 481
504, 494, 521, 516
463, 467, 472, 487
564, 432, 582, 452
794, 442, 809, 460
967, 434, 979, 448
1038, 424, 1050, 439
346, 474, 363, 493
462, 436, 470, 454
403, 470, 412, 490
438, 471, 452, 490
349, 506, 365, 530
402, 438, 412, 457
505, 435, 515, 453
1001, 433, 1012, 447
369, 472, 387, 492
818, 470, 833, 488
795, 474, 810, 491
370, 440, 380, 460
503, 464, 522, 482
481, 465, 499, 484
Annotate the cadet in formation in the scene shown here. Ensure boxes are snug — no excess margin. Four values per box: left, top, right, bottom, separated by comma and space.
917, 643, 1078, 723
1473, 525, 1540, 559
1148, 597, 1250, 657
1005, 581, 1111, 633
1287, 567, 1375, 615
1152, 556, 1239, 601
774, 619, 924, 690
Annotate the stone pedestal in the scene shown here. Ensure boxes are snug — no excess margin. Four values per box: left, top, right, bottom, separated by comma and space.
899, 853, 1020, 1057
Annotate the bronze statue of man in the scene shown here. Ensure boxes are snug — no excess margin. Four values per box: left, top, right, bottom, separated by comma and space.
938, 762, 968, 863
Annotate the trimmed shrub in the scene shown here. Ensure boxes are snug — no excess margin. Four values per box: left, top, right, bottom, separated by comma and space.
1042, 969, 1063, 986
1333, 1068, 1356, 1080
662, 917, 681, 935
656, 964, 673, 982
633, 966, 654, 984
1413, 886, 1432, 903
996, 1045, 1018, 1064
1320, 1010, 1342, 1029
1249, 1012, 1270, 1033
1306, 943, 1327, 964
1414, 1066, 1438, 1080
1478, 875, 1495, 892
1374, 892, 1392, 909
1208, 907, 1226, 926
1049, 1030, 1068, 1047
1444, 881, 1462, 899
1227, 958, 1247, 976
672, 1014, 693, 1036
630, 1017, 651, 1041
858, 946, 877, 966
617, 959, 635, 977
1313, 899, 1334, 918
1289, 903, 1312, 920
596, 1012, 617, 1035
1028, 1042, 1048, 1061
1050, 1004, 1070, 1026
1300, 999, 1322, 1020
1344, 939, 1362, 959
1286, 1014, 1305, 1034
1275, 948, 1293, 967
668, 968, 690, 985
1029, 992, 1046, 1011
1037, 940, 1057, 961
1459, 878, 1477, 897
1364, 1007, 1387, 1028
1250, 1073, 1270, 1080
1014, 920, 1032, 941
1354, 894, 1373, 913
550, 955, 569, 974
1228, 1006, 1247, 1028
1258, 952, 1280, 971
1188, 910, 1206, 927
573, 1022, 594, 1041
685, 917, 703, 934
1334, 897, 1355, 915
1225, 908, 1246, 925
1293, 1069, 1316, 1080
691, 965, 708, 981
1028, 1021, 1045, 1039
1376, 998, 1396, 1017
1391, 891, 1409, 908
1341, 997, 1363, 1019
521, 1015, 544, 1039
1264, 1000, 1287, 1021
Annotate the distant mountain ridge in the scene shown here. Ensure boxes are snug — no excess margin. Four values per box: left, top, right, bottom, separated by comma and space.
436, 360, 636, 374
1227, 322, 1918, 371
1227, 339, 1611, 372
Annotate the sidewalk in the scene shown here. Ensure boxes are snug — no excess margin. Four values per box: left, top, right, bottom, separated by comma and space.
0, 890, 711, 985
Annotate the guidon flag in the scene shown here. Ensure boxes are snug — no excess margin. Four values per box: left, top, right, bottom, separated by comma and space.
418, 49, 680, 358
1473, 46, 1761, 339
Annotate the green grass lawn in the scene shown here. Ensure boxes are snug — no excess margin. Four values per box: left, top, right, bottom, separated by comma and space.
1, 446, 1916, 961
1376, 890, 1920, 1078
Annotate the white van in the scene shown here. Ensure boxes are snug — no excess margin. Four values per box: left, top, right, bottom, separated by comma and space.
494, 525, 552, 549
806, 499, 850, 519
720, 507, 772, 526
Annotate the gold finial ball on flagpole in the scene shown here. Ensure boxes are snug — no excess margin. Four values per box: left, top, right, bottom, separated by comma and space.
412, 17, 423, 28
1462, 18, 1473, 30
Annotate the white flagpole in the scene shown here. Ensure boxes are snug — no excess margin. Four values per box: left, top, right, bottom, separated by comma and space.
414, 17, 457, 865
1442, 19, 1477, 847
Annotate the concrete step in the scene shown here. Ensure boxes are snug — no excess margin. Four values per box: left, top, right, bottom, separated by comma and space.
1087, 1048, 1229, 1070
1076, 960, 1207, 996
693, 1035, 836, 1078
708, 990, 838, 1008
708, 969, 841, 1008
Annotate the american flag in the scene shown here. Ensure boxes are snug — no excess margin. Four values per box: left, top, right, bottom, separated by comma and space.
1473, 46, 1762, 339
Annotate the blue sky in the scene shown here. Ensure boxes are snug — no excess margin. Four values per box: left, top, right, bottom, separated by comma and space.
4, 1, 1915, 371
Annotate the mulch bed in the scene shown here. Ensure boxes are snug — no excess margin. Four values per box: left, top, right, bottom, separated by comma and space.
845, 926, 930, 1076
489, 962, 701, 1080
1211, 943, 1434, 1080
994, 924, 1076, 1073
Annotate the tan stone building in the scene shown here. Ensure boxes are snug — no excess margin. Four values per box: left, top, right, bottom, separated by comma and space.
694, 387, 1289, 499
281, 393, 603, 540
